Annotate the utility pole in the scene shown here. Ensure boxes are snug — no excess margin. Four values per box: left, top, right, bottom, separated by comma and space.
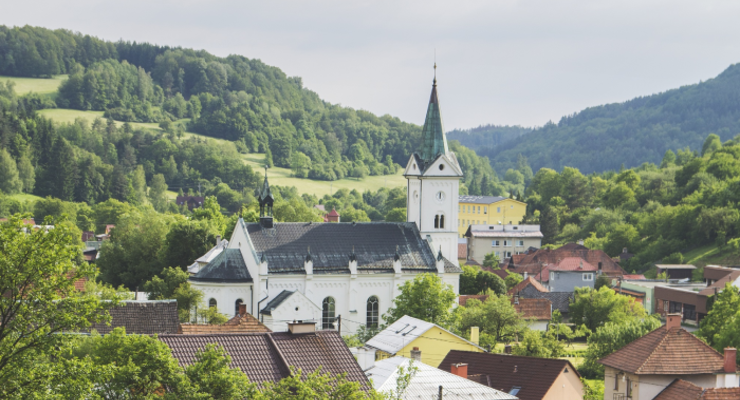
438, 385, 443, 400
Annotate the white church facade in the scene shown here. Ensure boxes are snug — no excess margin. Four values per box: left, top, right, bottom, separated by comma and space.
189, 69, 464, 334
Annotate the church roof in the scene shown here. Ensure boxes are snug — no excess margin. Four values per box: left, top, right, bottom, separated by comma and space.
243, 221, 460, 275
259, 290, 295, 315
190, 248, 253, 283
419, 70, 448, 164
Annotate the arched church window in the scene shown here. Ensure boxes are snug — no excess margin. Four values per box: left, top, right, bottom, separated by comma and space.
434, 215, 439, 228
367, 296, 379, 328
235, 299, 244, 316
440, 215, 445, 229
209, 298, 217, 309
322, 297, 336, 330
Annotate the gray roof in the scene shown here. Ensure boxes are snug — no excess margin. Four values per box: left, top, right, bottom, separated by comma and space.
245, 221, 461, 275
529, 291, 572, 314
459, 195, 509, 204
89, 300, 180, 335
260, 290, 294, 315
191, 248, 253, 283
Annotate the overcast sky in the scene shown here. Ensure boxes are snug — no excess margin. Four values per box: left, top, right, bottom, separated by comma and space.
3, 0, 740, 129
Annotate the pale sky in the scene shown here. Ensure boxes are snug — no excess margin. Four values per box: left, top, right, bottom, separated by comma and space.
3, 0, 740, 130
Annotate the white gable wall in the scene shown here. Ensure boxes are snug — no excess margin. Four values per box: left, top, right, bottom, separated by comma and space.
193, 281, 255, 318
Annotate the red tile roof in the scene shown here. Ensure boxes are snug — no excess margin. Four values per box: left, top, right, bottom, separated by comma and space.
180, 313, 271, 334
459, 295, 490, 307
623, 274, 646, 280
441, 350, 580, 400
653, 379, 740, 400
458, 243, 467, 259
507, 276, 549, 295
481, 266, 510, 280
550, 257, 596, 272
512, 298, 551, 320
534, 265, 550, 283
599, 326, 725, 375
327, 208, 340, 217
159, 330, 369, 390
507, 243, 625, 277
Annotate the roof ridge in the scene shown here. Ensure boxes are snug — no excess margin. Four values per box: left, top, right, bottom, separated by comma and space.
634, 326, 670, 374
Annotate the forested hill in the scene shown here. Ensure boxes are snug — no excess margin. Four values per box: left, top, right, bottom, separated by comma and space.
447, 124, 532, 154
487, 63, 740, 175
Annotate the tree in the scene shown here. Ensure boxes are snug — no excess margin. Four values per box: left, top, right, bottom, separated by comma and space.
512, 329, 563, 358
458, 294, 524, 343
475, 270, 506, 295
130, 165, 147, 205
16, 152, 35, 193
580, 317, 661, 378
385, 207, 406, 222
0, 149, 21, 194
258, 367, 382, 400
698, 283, 740, 349
160, 219, 217, 270
459, 265, 480, 295
505, 271, 523, 290
0, 214, 107, 396
660, 149, 676, 168
143, 267, 204, 322
702, 133, 722, 156
185, 344, 256, 399
569, 286, 647, 333
482, 251, 501, 269
148, 173, 168, 211
383, 273, 456, 326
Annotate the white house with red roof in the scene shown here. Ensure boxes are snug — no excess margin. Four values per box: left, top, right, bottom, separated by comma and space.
545, 257, 597, 292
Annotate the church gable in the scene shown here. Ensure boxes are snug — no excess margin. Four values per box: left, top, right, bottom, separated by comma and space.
421, 153, 463, 178
403, 154, 423, 177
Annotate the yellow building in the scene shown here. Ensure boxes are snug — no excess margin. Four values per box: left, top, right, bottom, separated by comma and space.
457, 196, 527, 238
365, 315, 484, 368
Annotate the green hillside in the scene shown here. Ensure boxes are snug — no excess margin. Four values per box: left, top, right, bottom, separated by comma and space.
487, 64, 740, 174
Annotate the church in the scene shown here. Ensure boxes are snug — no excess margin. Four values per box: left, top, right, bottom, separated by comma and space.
189, 69, 464, 334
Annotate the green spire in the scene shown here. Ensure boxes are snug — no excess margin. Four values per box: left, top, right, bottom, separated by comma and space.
419, 63, 449, 164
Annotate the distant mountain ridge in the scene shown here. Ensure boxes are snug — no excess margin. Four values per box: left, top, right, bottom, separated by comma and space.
482, 64, 740, 174
447, 124, 532, 155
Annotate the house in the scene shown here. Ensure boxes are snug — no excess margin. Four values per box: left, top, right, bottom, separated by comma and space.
506, 243, 626, 279
655, 264, 697, 280
458, 196, 527, 238
88, 300, 180, 335
464, 224, 543, 265
545, 257, 597, 292
366, 356, 517, 399
324, 208, 340, 222
652, 268, 740, 325
258, 290, 322, 332
652, 378, 740, 400
599, 314, 739, 400
459, 294, 552, 331
508, 276, 573, 320
186, 235, 228, 275
176, 195, 204, 210
188, 73, 463, 335
365, 315, 484, 367
159, 321, 370, 389
703, 265, 740, 286
179, 304, 271, 334
440, 350, 584, 400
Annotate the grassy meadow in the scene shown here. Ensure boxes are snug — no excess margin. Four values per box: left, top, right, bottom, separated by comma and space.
0, 74, 67, 95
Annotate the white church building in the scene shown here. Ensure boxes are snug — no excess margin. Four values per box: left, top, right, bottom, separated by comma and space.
189, 69, 464, 334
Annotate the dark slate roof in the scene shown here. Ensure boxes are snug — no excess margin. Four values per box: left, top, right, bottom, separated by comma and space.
244, 221, 461, 275
191, 248, 252, 283
89, 300, 180, 335
441, 350, 580, 400
419, 74, 448, 164
260, 290, 294, 315
525, 291, 572, 314
158, 330, 370, 390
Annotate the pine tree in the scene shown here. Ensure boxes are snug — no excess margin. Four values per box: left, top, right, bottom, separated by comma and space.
16, 152, 35, 193
0, 149, 22, 194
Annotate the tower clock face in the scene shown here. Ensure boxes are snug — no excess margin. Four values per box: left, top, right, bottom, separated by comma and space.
436, 191, 445, 202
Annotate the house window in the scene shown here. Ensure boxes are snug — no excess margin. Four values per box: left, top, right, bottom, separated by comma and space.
614, 374, 619, 390
367, 296, 379, 328
235, 299, 244, 316
477, 206, 480, 214
322, 297, 336, 330
626, 377, 632, 397
434, 215, 439, 228
440, 215, 445, 229
669, 301, 682, 314
495, 251, 500, 257
503, 240, 510, 247
492, 240, 500, 247
467, 206, 470, 213
458, 205, 461, 212
497, 207, 501, 213
505, 251, 512, 258
484, 207, 487, 214
550, 272, 555, 281
583, 273, 594, 281
516, 240, 524, 246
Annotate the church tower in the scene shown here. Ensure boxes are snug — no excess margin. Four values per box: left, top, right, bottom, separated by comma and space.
258, 166, 274, 228
404, 65, 463, 266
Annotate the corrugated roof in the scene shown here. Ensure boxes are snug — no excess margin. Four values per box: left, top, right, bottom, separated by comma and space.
245, 221, 461, 274
365, 315, 483, 355
440, 350, 580, 400
191, 248, 252, 283
598, 326, 725, 375
367, 357, 516, 399
159, 330, 369, 390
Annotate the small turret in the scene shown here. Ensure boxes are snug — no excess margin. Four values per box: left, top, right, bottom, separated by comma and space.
258, 165, 274, 228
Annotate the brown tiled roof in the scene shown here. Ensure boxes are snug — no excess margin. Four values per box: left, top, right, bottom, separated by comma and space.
481, 266, 510, 280
653, 379, 740, 400
440, 350, 580, 400
623, 274, 646, 280
458, 243, 467, 259
507, 243, 625, 277
180, 313, 271, 334
598, 326, 725, 375
507, 276, 549, 295
74, 277, 88, 291
700, 270, 740, 296
513, 298, 551, 320
159, 330, 370, 390
550, 257, 596, 272
89, 300, 180, 335
459, 295, 489, 307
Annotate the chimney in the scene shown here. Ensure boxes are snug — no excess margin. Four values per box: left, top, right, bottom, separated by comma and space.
725, 348, 737, 373
216, 235, 221, 246
450, 363, 468, 379
577, 239, 584, 246
287, 321, 316, 334
504, 345, 512, 354
238, 303, 247, 317
666, 313, 682, 330
410, 347, 421, 362
470, 327, 480, 346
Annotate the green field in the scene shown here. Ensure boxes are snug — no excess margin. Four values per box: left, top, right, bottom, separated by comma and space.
683, 244, 740, 267
8, 193, 44, 202
37, 109, 166, 132
0, 74, 67, 95
242, 154, 406, 198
